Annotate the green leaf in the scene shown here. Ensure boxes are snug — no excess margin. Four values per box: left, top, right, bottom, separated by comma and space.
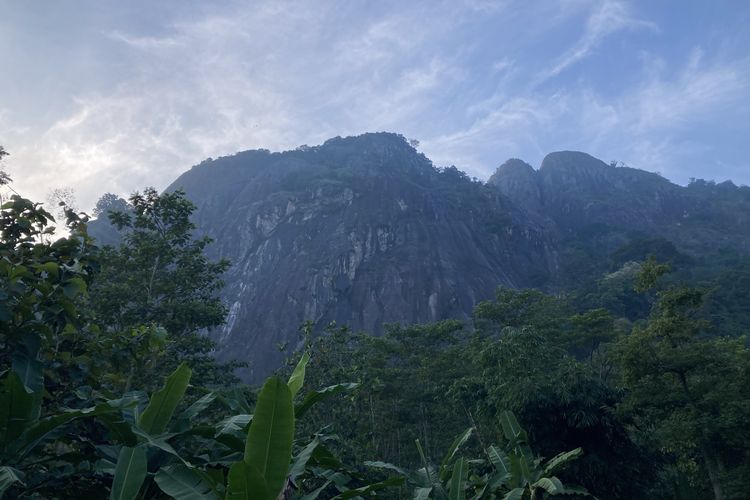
413, 487, 433, 500
448, 457, 468, 500
62, 276, 87, 298
110, 446, 147, 500
532, 477, 565, 495
287, 352, 310, 399
499, 411, 527, 446
215, 414, 253, 437
98, 413, 139, 447
39, 261, 60, 279
288, 437, 320, 486
139, 362, 191, 435
487, 446, 511, 480
440, 427, 473, 473
0, 466, 24, 497
132, 427, 192, 467
364, 460, 411, 478
543, 448, 583, 475
13, 403, 121, 460
502, 488, 525, 500
243, 376, 294, 500
11, 332, 43, 393
294, 382, 359, 419
300, 479, 332, 500
331, 476, 405, 499
154, 464, 218, 500
0, 371, 37, 448
178, 393, 216, 425
226, 461, 269, 500
415, 439, 433, 487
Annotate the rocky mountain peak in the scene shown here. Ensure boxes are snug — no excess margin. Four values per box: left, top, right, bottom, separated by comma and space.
488, 158, 540, 208
537, 151, 616, 192
539, 150, 608, 172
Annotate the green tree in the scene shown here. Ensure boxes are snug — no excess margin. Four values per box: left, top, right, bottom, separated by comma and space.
614, 269, 750, 499
91, 188, 238, 389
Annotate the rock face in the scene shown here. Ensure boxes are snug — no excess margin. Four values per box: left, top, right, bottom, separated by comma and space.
92, 132, 750, 380
165, 133, 559, 380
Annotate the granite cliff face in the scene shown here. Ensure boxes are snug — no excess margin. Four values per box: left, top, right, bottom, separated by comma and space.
164, 133, 559, 379
92, 132, 750, 380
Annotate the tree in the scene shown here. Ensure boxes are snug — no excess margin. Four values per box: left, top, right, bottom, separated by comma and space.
90, 187, 239, 389
614, 268, 750, 499
0, 193, 98, 394
0, 146, 10, 188
92, 193, 129, 218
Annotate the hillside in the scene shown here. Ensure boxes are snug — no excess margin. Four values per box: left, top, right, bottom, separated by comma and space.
91, 132, 750, 380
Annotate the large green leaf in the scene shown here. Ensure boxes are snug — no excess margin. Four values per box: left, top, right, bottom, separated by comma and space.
543, 448, 583, 475
294, 382, 359, 419
499, 411, 527, 446
132, 427, 192, 467
502, 488, 525, 500
98, 413, 139, 447
288, 437, 320, 486
413, 487, 433, 500
110, 446, 147, 500
13, 400, 128, 460
300, 479, 332, 500
154, 464, 218, 500
440, 427, 473, 475
448, 457, 468, 500
139, 362, 191, 435
487, 446, 511, 479
287, 352, 310, 399
364, 460, 411, 478
11, 332, 43, 393
532, 477, 565, 495
175, 392, 217, 431
225, 461, 268, 500
0, 466, 24, 497
0, 371, 37, 449
331, 476, 405, 499
243, 376, 294, 500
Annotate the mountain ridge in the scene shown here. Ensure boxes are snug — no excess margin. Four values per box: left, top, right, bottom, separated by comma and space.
90, 132, 750, 380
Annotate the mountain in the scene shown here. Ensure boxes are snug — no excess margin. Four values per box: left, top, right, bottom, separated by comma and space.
91, 133, 750, 380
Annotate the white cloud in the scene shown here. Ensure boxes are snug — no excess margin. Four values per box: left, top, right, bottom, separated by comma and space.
540, 1, 657, 82
2, 0, 749, 209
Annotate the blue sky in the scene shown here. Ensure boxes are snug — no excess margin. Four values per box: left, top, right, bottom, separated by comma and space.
1, 0, 749, 210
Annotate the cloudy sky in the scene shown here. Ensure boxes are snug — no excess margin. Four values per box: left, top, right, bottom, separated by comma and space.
2, 0, 749, 211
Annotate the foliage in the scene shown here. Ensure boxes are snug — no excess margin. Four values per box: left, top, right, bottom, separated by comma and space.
613, 274, 750, 499
3, 164, 749, 500
368, 411, 587, 499
90, 187, 238, 390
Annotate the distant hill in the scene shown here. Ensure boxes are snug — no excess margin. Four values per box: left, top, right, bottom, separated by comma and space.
90, 132, 750, 380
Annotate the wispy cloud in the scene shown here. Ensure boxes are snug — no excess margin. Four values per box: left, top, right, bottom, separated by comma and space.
540, 1, 657, 83
628, 49, 750, 134
2, 0, 749, 209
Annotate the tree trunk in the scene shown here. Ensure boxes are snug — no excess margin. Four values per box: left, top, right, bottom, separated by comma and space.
700, 445, 723, 500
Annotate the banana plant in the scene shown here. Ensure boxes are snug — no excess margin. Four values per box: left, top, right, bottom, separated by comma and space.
366, 411, 590, 500
221, 352, 403, 500
471, 411, 589, 500
105, 352, 398, 499
109, 362, 194, 500
366, 426, 475, 499
0, 370, 138, 498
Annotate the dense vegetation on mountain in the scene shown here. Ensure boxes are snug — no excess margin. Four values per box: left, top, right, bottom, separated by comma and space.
2, 138, 750, 499
92, 133, 750, 380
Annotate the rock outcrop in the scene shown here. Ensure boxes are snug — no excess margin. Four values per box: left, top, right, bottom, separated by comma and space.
91, 132, 750, 380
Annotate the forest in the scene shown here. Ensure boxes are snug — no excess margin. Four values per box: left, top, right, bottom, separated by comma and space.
1, 147, 749, 499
